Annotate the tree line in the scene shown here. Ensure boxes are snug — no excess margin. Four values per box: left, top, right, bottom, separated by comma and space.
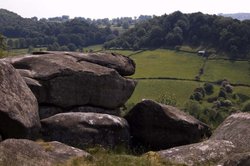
0, 9, 114, 51
104, 11, 250, 59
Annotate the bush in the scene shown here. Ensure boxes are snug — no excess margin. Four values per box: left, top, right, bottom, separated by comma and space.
242, 100, 250, 112
203, 83, 214, 94
221, 100, 233, 107
218, 88, 227, 99
225, 84, 233, 93
194, 87, 205, 97
191, 92, 203, 101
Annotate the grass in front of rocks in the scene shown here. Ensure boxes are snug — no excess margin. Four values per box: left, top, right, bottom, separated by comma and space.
63, 146, 183, 166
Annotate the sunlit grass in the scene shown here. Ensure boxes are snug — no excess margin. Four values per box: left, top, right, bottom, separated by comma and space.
201, 60, 250, 84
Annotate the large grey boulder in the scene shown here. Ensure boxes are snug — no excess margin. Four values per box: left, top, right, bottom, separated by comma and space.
219, 152, 250, 166
125, 100, 211, 151
39, 105, 120, 119
3, 52, 136, 109
0, 61, 41, 139
41, 112, 130, 148
63, 51, 136, 76
158, 140, 235, 166
157, 112, 250, 165
0, 139, 91, 166
211, 112, 250, 152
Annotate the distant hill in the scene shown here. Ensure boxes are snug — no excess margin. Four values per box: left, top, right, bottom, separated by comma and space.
0, 9, 114, 51
104, 11, 250, 59
219, 13, 250, 21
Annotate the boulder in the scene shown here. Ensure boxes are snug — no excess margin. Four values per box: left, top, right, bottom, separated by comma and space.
41, 112, 130, 148
0, 139, 91, 166
158, 140, 235, 166
0, 61, 40, 139
39, 105, 120, 119
158, 112, 250, 165
219, 152, 250, 166
211, 112, 250, 152
63, 51, 136, 76
3, 53, 136, 109
125, 100, 211, 151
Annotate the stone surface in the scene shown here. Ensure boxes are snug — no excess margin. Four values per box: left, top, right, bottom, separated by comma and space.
125, 99, 211, 150
0, 139, 91, 166
39, 105, 120, 119
211, 112, 250, 152
0, 61, 41, 139
219, 152, 250, 166
158, 112, 250, 165
64, 51, 136, 76
41, 112, 130, 148
3, 53, 136, 109
158, 140, 235, 166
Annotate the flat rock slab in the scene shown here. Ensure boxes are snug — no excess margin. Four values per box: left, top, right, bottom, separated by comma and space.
0, 139, 91, 166
158, 140, 235, 166
158, 112, 250, 165
125, 99, 211, 151
211, 112, 250, 152
0, 61, 40, 139
41, 112, 130, 148
39, 105, 120, 119
3, 53, 136, 109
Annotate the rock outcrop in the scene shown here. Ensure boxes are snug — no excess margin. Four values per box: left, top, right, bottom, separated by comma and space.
0, 139, 91, 166
3, 52, 136, 110
125, 99, 211, 151
0, 61, 41, 139
211, 112, 250, 152
39, 105, 120, 119
158, 140, 235, 165
41, 112, 130, 148
63, 51, 136, 76
158, 112, 250, 165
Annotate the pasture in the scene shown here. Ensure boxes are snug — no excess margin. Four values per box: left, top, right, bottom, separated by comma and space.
201, 60, 250, 85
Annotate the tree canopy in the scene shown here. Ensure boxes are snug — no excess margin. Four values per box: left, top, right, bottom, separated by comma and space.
104, 11, 250, 59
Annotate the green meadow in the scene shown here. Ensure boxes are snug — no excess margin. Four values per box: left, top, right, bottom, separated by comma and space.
202, 60, 250, 84
131, 49, 204, 79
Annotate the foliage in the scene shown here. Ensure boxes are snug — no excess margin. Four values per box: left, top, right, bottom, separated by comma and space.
186, 81, 248, 128
242, 100, 250, 112
0, 9, 113, 50
156, 92, 177, 106
105, 11, 250, 59
62, 146, 171, 166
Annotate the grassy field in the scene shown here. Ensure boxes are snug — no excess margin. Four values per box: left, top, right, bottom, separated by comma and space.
127, 79, 202, 107
130, 49, 204, 79
2, 47, 47, 57
202, 60, 250, 84
106, 49, 142, 56
82, 45, 103, 52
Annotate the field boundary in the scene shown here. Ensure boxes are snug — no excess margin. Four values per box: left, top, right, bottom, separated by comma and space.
135, 77, 250, 88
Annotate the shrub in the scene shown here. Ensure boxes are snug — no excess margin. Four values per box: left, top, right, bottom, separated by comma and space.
242, 100, 250, 112
225, 84, 233, 93
194, 87, 206, 97
192, 92, 203, 101
221, 100, 233, 107
218, 88, 227, 99
203, 83, 214, 94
